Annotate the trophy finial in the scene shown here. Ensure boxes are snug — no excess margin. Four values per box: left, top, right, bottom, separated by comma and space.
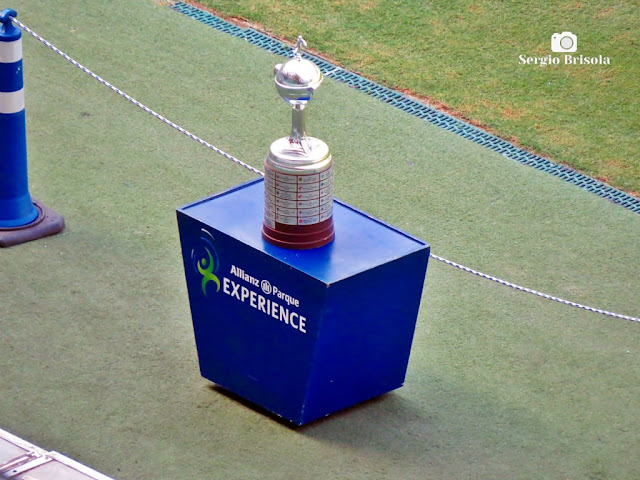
294, 35, 307, 58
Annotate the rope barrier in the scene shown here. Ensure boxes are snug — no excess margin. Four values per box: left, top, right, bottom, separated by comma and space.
10, 16, 264, 178
11, 16, 639, 325
430, 254, 638, 323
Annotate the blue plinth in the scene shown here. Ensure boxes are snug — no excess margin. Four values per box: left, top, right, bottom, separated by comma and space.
177, 178, 430, 425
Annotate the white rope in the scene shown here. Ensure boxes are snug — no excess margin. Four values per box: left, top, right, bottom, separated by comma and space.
12, 16, 639, 325
11, 16, 264, 178
430, 254, 638, 323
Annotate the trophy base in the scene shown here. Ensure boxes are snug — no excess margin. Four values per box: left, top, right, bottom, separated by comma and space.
262, 217, 335, 250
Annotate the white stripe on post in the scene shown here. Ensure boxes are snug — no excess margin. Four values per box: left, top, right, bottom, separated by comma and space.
0, 39, 21, 63
0, 88, 24, 113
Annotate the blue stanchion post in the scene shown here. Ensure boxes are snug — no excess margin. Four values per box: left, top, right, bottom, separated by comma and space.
0, 9, 63, 247
0, 8, 37, 227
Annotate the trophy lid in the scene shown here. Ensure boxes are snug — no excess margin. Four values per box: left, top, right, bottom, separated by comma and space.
267, 136, 331, 175
274, 36, 323, 105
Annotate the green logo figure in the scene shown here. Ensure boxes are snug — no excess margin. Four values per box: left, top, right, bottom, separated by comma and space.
197, 247, 220, 296
192, 229, 221, 297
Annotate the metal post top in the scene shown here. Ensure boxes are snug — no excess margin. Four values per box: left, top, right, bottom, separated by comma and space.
0, 9, 20, 42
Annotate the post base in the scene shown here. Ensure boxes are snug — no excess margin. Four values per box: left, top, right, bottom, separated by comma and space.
0, 199, 65, 247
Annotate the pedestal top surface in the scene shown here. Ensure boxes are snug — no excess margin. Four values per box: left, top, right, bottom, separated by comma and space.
178, 179, 428, 283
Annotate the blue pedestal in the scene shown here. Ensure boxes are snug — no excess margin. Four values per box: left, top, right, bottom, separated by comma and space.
177, 178, 430, 425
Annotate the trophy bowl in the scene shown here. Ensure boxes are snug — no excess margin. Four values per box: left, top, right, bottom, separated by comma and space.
274, 36, 323, 106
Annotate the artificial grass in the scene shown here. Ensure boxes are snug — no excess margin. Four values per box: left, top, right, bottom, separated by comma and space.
0, 1, 639, 479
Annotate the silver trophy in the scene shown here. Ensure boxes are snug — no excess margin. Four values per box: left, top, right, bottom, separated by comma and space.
262, 36, 335, 249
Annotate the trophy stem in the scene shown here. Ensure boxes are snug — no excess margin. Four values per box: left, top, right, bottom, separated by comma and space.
290, 104, 307, 143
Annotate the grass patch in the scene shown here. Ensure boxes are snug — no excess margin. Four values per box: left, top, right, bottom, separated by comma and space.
196, 0, 640, 195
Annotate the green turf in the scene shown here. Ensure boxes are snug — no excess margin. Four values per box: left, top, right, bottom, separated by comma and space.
1, 1, 639, 479
199, 0, 640, 195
